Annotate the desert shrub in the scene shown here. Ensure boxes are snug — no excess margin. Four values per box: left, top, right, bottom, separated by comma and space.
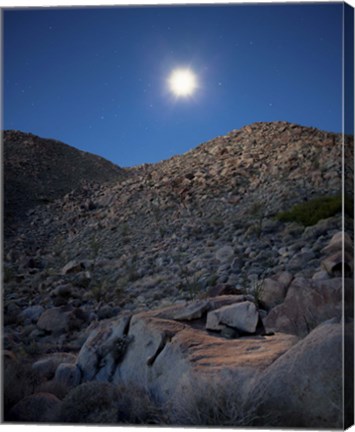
248, 277, 264, 308
3, 357, 43, 419
8, 392, 61, 423
113, 383, 165, 424
89, 238, 101, 258
58, 382, 119, 423
276, 195, 343, 226
89, 280, 107, 302
3, 265, 15, 283
58, 381, 164, 425
248, 201, 265, 238
169, 374, 261, 426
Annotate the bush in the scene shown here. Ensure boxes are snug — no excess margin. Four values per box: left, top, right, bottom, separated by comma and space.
58, 381, 164, 425
276, 195, 344, 226
3, 356, 43, 419
58, 382, 120, 423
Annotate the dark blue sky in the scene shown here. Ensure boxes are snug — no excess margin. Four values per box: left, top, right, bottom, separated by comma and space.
3, 3, 344, 167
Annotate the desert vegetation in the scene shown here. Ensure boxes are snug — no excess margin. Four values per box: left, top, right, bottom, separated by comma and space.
276, 194, 343, 226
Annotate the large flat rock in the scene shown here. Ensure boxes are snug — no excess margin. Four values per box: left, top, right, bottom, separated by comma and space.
76, 307, 298, 404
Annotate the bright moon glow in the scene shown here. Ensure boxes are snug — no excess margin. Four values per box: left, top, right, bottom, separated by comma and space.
168, 68, 197, 97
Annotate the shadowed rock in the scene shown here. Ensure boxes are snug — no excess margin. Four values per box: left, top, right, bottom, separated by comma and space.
246, 321, 344, 428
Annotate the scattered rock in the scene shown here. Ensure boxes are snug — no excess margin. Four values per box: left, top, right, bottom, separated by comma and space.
215, 245, 234, 263
61, 260, 86, 275
51, 284, 74, 298
32, 353, 77, 380
19, 305, 44, 324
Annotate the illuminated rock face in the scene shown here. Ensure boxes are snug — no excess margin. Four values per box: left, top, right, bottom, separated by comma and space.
76, 296, 298, 404
73, 298, 344, 428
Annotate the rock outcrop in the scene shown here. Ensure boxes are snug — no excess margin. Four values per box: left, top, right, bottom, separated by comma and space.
75, 297, 298, 404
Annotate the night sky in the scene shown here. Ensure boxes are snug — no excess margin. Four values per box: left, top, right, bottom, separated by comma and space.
3, 3, 344, 167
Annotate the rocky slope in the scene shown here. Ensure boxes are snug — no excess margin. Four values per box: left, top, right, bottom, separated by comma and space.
3, 130, 125, 235
2, 121, 354, 426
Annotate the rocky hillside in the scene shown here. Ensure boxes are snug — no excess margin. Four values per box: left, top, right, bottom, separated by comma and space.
3, 122, 354, 427
3, 130, 125, 235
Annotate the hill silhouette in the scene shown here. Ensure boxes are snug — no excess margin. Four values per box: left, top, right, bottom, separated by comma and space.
3, 130, 125, 235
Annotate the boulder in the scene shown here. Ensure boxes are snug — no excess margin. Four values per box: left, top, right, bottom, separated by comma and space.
312, 270, 330, 280
287, 250, 316, 271
215, 246, 234, 263
274, 271, 293, 288
246, 321, 344, 428
208, 295, 247, 311
206, 301, 259, 333
36, 306, 87, 334
320, 231, 353, 276
207, 283, 241, 297
166, 299, 210, 321
321, 251, 353, 276
51, 283, 74, 298
37, 307, 70, 334
259, 278, 287, 310
151, 295, 246, 321
19, 305, 44, 324
61, 260, 86, 275
54, 363, 81, 388
32, 353, 77, 380
264, 277, 342, 337
321, 231, 353, 256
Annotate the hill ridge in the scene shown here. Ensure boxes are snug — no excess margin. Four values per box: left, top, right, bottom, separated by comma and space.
3, 129, 126, 234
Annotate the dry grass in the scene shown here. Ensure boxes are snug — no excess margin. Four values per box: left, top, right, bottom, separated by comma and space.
168, 373, 262, 426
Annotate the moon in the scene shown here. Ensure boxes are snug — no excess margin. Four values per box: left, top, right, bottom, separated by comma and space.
168, 68, 197, 97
